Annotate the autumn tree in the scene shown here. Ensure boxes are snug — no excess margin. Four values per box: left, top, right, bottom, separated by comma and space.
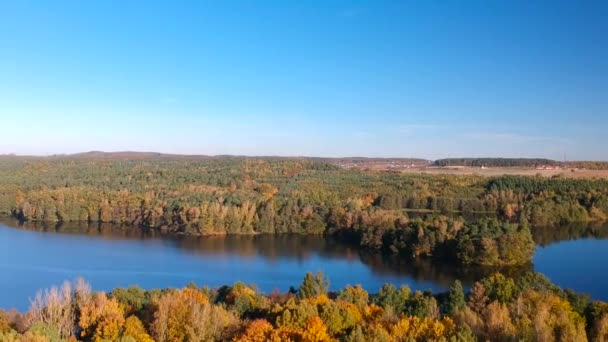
121, 315, 154, 342
152, 287, 237, 342
467, 282, 488, 314
337, 285, 369, 310
78, 292, 125, 341
27, 280, 76, 339
301, 316, 332, 342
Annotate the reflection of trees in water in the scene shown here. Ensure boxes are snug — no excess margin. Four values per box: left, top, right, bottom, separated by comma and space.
357, 252, 531, 288
532, 222, 608, 247
1, 218, 156, 240
7, 217, 603, 289
172, 234, 360, 261
129, 234, 531, 289
0, 217, 360, 260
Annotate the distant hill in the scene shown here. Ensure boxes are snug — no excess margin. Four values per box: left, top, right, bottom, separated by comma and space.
70, 151, 180, 159
1, 152, 606, 170
0, 151, 431, 164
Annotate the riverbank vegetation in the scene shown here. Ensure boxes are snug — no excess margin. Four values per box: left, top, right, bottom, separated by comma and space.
1, 272, 606, 341
1, 156, 607, 266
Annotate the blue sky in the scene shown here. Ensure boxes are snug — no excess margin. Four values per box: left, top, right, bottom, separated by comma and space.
1, 1, 606, 160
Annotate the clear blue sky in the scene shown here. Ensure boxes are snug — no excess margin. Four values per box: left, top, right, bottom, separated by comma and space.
1, 1, 606, 160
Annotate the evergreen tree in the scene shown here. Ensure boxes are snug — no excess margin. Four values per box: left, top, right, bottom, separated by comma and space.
298, 272, 329, 299
447, 280, 466, 314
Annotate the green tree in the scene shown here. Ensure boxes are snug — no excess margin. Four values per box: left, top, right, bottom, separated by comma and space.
447, 280, 466, 314
373, 284, 410, 314
481, 273, 517, 304
299, 272, 329, 299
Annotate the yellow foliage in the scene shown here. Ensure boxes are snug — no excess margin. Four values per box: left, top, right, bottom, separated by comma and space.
233, 319, 302, 342
391, 316, 456, 341
122, 316, 154, 342
233, 286, 256, 299
515, 290, 587, 342
78, 292, 125, 342
338, 301, 363, 324
233, 319, 284, 342
365, 304, 384, 322
152, 287, 236, 342
226, 282, 258, 311
180, 287, 209, 305
306, 294, 330, 307
302, 316, 333, 342
95, 298, 125, 341
0, 312, 10, 335
269, 326, 303, 342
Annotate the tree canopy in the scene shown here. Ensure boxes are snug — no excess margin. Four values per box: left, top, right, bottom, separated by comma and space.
0, 271, 604, 341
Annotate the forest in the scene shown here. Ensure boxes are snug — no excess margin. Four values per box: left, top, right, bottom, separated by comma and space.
433, 158, 608, 170
1, 271, 607, 341
433, 158, 557, 167
1, 156, 607, 266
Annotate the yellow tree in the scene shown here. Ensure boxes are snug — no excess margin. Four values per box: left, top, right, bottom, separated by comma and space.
514, 290, 587, 342
78, 292, 125, 342
233, 319, 289, 342
302, 316, 332, 342
391, 316, 456, 341
152, 287, 237, 342
122, 315, 154, 342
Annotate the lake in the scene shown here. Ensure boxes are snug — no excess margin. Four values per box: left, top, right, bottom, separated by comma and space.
1, 219, 607, 310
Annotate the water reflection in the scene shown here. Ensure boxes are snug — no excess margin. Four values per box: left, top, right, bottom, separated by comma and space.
531, 222, 608, 247
358, 252, 530, 287
1, 218, 531, 289
2, 217, 608, 310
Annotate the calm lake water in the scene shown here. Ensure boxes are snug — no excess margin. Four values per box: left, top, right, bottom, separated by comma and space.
1, 219, 607, 310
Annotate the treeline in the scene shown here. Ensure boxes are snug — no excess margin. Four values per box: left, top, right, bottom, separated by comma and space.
1, 157, 608, 265
483, 176, 608, 226
1, 272, 607, 341
337, 216, 534, 266
566, 161, 608, 170
433, 158, 557, 167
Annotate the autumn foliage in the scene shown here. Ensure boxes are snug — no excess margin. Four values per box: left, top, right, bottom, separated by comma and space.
2, 271, 608, 341
2, 157, 608, 266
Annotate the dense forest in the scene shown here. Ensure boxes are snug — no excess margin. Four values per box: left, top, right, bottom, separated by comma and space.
1, 272, 607, 341
1, 156, 608, 266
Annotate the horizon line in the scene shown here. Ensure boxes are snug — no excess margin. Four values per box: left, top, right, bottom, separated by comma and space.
0, 151, 605, 162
